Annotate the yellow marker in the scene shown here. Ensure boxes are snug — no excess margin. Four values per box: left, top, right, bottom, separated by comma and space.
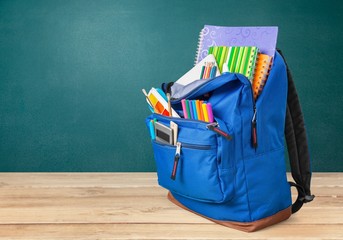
202, 103, 209, 122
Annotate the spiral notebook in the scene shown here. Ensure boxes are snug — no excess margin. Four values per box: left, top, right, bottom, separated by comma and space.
195, 25, 278, 64
252, 53, 273, 100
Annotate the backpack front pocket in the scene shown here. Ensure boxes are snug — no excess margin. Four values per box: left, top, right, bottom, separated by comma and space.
148, 115, 235, 203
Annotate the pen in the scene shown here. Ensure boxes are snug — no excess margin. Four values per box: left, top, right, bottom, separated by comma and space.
167, 93, 172, 117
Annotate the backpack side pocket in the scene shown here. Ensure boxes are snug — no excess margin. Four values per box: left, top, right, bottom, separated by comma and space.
147, 115, 235, 203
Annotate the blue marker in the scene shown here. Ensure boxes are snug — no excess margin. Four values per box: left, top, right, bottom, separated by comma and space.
189, 100, 194, 119
149, 120, 155, 140
191, 100, 198, 120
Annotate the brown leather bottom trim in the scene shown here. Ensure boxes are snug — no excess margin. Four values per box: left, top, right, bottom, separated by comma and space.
167, 192, 292, 232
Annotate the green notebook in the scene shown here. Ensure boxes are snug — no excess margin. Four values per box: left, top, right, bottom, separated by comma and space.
209, 46, 259, 81
208, 46, 228, 73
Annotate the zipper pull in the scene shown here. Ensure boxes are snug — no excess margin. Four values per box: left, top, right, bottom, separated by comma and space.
251, 107, 258, 148
171, 142, 181, 180
207, 122, 232, 140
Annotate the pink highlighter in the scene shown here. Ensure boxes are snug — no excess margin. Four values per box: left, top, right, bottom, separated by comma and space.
181, 99, 188, 119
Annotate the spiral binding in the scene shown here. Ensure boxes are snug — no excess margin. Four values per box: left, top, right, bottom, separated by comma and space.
246, 47, 258, 81
252, 53, 273, 100
194, 28, 205, 66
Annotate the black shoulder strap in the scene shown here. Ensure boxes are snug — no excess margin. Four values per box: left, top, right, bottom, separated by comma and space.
277, 49, 315, 214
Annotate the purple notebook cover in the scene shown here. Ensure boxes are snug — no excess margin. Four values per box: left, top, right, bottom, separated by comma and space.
195, 25, 278, 63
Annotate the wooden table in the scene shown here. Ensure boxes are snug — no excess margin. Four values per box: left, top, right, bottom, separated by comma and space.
0, 173, 342, 239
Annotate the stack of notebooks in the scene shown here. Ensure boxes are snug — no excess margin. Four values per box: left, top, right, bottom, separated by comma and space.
146, 25, 278, 116
195, 26, 278, 63
194, 25, 278, 100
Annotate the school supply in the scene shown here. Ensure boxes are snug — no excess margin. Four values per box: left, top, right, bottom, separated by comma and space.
206, 103, 214, 123
154, 121, 173, 145
195, 25, 278, 64
181, 99, 188, 119
145, 50, 314, 232
170, 121, 178, 146
146, 87, 180, 117
142, 89, 154, 112
219, 46, 259, 81
175, 54, 220, 86
252, 53, 273, 100
167, 93, 172, 116
200, 62, 217, 79
207, 46, 228, 73
149, 120, 155, 140
196, 100, 204, 121
181, 99, 213, 122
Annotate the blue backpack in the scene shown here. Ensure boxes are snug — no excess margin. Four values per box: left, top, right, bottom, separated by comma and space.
145, 50, 314, 232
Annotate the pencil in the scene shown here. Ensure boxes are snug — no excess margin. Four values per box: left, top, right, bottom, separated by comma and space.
167, 93, 172, 117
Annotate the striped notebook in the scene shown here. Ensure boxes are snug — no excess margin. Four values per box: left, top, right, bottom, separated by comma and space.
225, 46, 259, 81
252, 53, 273, 100
209, 46, 259, 81
208, 46, 228, 73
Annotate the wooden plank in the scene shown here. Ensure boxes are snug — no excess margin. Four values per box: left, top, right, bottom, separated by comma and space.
0, 207, 341, 225
0, 187, 342, 205
308, 173, 343, 186
0, 193, 341, 225
0, 172, 342, 188
0, 173, 159, 188
0, 190, 341, 208
0, 187, 165, 198
0, 224, 342, 240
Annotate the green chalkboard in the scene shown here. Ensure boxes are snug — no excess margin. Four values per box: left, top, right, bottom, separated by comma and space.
0, 0, 342, 171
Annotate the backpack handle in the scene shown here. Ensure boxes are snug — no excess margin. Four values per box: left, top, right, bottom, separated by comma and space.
278, 49, 315, 214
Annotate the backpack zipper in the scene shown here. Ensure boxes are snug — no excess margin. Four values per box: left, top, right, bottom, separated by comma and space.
169, 141, 214, 181
151, 113, 231, 141
206, 122, 232, 140
251, 106, 258, 148
249, 76, 258, 148
171, 142, 181, 180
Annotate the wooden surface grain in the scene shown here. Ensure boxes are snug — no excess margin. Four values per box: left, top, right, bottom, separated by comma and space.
0, 173, 342, 239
